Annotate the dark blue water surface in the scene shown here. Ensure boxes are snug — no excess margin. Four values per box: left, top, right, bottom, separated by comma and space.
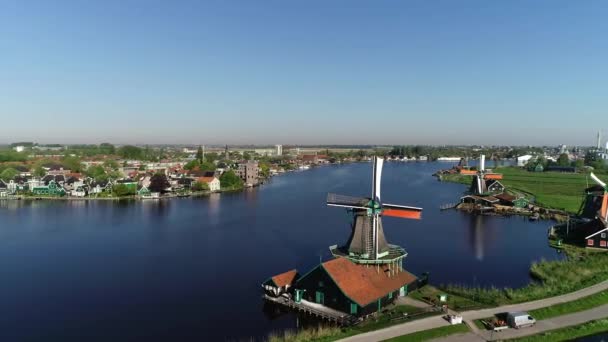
0, 162, 561, 341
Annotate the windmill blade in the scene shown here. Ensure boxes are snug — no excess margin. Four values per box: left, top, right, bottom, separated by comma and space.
591, 173, 607, 188
382, 203, 423, 220
372, 157, 384, 201
327, 193, 369, 207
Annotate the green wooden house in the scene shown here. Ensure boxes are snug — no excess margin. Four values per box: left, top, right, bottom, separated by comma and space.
32, 180, 66, 196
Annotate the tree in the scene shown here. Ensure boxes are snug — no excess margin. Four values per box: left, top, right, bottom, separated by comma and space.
99, 143, 115, 155
574, 159, 585, 169
61, 156, 83, 172
184, 160, 200, 170
0, 168, 19, 181
196, 146, 204, 163
117, 145, 144, 159
86, 165, 107, 179
33, 166, 46, 178
259, 161, 270, 178
103, 160, 120, 171
149, 174, 171, 193
112, 184, 135, 197
192, 181, 209, 191
220, 170, 243, 189
557, 153, 570, 167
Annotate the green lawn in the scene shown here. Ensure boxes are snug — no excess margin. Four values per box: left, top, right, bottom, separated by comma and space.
383, 324, 470, 342
410, 285, 487, 311
529, 290, 608, 320
510, 319, 608, 341
495, 167, 589, 213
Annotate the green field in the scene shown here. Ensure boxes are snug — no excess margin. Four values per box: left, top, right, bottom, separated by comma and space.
383, 324, 469, 342
529, 290, 608, 320
495, 167, 590, 213
511, 319, 608, 341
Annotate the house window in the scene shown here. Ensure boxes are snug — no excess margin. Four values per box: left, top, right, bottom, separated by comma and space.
602, 233, 606, 239
601, 241, 607, 247
388, 292, 393, 299
588, 239, 595, 246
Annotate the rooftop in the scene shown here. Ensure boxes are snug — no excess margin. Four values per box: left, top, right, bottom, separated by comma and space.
321, 257, 416, 307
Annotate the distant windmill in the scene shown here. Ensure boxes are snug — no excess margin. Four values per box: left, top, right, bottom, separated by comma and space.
326, 157, 422, 263
590, 173, 608, 223
471, 155, 488, 195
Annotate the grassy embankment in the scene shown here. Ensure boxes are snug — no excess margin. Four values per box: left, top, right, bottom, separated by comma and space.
510, 319, 608, 341
382, 324, 470, 342
528, 290, 608, 320
442, 245, 608, 306
440, 166, 594, 213
267, 304, 441, 342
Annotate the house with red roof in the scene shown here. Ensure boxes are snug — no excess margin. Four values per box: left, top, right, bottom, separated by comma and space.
266, 257, 418, 317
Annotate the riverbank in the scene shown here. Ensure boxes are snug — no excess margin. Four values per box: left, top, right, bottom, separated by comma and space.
0, 184, 258, 202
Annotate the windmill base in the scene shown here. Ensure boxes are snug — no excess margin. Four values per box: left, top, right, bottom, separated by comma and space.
329, 244, 408, 265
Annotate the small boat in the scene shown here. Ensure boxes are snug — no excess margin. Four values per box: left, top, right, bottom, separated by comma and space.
529, 213, 540, 221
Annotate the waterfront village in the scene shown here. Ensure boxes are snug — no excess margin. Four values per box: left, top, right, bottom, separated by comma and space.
1, 139, 607, 202
0, 143, 348, 200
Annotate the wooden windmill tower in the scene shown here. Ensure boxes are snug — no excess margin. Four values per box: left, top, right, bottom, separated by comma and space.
326, 157, 423, 265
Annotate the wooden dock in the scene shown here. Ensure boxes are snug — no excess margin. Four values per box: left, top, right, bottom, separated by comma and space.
440, 202, 459, 210
264, 294, 358, 326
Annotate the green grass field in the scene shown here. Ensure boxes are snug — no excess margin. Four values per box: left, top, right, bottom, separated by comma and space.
529, 290, 608, 320
511, 319, 608, 341
495, 167, 590, 213
383, 324, 469, 342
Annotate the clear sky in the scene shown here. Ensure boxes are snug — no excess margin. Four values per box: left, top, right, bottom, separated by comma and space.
1, 0, 606, 146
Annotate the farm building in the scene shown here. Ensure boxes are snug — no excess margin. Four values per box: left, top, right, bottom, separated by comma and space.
287, 257, 418, 316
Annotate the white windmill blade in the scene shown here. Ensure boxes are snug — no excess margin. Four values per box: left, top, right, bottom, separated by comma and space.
591, 173, 607, 188
480, 154, 486, 172
372, 157, 384, 201
326, 203, 368, 210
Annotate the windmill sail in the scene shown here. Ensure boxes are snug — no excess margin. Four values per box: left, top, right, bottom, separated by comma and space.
327, 193, 369, 209
372, 157, 384, 201
383, 203, 423, 219
591, 173, 608, 221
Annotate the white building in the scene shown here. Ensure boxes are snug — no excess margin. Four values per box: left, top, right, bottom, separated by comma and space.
275, 144, 283, 156
203, 177, 221, 192
517, 155, 534, 167
13, 146, 25, 152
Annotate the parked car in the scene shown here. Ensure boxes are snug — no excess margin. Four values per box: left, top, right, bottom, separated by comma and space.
507, 312, 536, 329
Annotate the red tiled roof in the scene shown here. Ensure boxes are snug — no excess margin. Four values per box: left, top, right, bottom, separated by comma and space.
197, 176, 216, 183
271, 269, 298, 287
321, 258, 417, 306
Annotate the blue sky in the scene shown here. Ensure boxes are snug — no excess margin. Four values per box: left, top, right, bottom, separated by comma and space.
1, 0, 606, 145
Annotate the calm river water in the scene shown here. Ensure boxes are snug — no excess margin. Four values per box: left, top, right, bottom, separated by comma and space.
0, 162, 561, 341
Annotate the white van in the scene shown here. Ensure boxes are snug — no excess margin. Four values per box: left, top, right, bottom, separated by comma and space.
507, 312, 536, 329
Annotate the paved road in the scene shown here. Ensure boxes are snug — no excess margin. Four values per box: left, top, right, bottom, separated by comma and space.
338, 279, 608, 342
